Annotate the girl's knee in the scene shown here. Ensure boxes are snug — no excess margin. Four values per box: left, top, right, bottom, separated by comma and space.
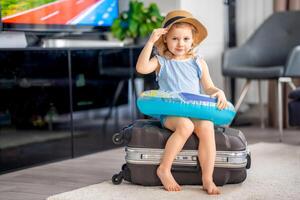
175, 118, 194, 138
193, 120, 214, 138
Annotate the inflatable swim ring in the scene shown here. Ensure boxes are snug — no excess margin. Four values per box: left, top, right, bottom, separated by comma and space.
137, 90, 236, 126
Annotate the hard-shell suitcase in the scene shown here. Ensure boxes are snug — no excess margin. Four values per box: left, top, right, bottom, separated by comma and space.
112, 119, 251, 186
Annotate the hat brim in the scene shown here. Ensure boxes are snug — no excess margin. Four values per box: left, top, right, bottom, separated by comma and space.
154, 17, 207, 48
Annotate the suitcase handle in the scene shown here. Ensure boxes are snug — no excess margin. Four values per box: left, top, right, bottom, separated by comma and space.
171, 156, 200, 173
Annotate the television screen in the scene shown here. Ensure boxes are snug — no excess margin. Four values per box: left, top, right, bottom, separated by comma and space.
1, 0, 119, 32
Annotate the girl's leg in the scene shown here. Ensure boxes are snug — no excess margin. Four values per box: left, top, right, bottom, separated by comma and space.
157, 117, 194, 192
192, 119, 220, 195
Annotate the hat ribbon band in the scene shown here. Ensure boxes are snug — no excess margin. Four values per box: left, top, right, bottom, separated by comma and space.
163, 16, 186, 28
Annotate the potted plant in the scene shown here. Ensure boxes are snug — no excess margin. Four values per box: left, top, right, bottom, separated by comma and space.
111, 0, 163, 43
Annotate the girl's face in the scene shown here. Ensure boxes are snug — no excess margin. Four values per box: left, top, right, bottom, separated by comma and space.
164, 24, 194, 59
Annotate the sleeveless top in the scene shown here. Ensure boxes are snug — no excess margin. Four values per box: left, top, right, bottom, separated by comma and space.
156, 55, 203, 95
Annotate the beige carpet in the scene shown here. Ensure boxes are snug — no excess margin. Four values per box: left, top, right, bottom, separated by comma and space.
47, 143, 300, 200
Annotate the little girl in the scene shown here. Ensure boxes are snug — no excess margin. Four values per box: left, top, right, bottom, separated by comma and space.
136, 10, 227, 195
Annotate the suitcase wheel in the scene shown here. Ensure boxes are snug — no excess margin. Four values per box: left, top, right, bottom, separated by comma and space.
112, 133, 123, 145
112, 173, 123, 185
246, 154, 251, 169
122, 163, 128, 171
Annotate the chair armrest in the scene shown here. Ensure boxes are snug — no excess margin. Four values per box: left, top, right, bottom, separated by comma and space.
285, 45, 300, 77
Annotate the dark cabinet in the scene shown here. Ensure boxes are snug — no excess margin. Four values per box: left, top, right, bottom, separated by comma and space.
0, 46, 142, 173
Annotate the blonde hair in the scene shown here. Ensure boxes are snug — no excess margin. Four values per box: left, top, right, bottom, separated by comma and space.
156, 22, 197, 59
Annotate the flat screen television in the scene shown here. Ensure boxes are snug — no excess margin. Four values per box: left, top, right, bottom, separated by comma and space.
1, 0, 119, 33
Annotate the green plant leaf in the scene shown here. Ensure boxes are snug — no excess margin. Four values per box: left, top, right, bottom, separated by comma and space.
111, 0, 163, 40
111, 19, 127, 41
128, 20, 138, 38
139, 24, 149, 37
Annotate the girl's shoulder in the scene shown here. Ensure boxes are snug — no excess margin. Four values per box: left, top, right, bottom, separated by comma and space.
155, 54, 205, 63
155, 54, 165, 59
193, 53, 204, 61
156, 54, 172, 61
193, 53, 206, 67
155, 55, 167, 64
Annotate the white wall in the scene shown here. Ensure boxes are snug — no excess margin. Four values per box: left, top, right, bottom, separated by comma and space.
143, 0, 181, 15
236, 0, 273, 45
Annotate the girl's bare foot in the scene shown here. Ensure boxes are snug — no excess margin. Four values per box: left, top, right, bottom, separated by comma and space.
202, 179, 221, 195
157, 166, 181, 191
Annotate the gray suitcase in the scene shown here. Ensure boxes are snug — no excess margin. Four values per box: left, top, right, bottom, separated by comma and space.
112, 119, 251, 186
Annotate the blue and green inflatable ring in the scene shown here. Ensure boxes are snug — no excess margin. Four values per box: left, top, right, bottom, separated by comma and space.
137, 90, 236, 126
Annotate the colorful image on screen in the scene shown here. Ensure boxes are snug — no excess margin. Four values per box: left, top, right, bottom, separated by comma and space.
2, 0, 118, 27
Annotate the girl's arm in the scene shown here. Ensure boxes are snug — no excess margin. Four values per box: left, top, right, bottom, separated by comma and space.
136, 42, 158, 74
199, 59, 228, 109
136, 28, 168, 74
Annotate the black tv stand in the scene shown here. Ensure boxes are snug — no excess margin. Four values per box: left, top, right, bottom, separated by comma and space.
19, 30, 133, 48
24, 31, 112, 47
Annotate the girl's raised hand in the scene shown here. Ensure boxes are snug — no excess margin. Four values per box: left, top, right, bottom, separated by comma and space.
148, 28, 168, 44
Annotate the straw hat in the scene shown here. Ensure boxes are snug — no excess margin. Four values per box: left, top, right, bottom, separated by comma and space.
154, 10, 207, 48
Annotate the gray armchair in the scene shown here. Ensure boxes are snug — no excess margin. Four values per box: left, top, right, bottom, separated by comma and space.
222, 11, 300, 141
